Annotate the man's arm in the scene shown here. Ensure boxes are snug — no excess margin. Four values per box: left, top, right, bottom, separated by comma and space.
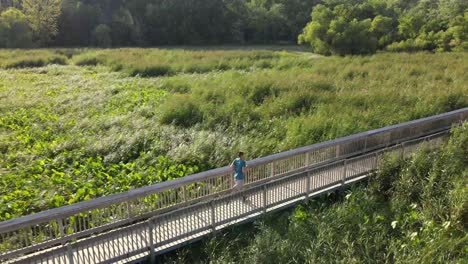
230, 161, 235, 172
242, 161, 247, 174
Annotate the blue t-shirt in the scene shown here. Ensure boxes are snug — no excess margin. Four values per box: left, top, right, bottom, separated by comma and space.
233, 158, 246, 180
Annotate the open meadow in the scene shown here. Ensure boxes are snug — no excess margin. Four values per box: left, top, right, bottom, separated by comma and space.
0, 48, 467, 221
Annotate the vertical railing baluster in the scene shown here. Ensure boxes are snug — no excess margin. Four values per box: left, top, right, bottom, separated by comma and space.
66, 243, 74, 264
342, 160, 347, 186
148, 219, 155, 263
210, 201, 216, 233
305, 171, 311, 202
270, 161, 275, 177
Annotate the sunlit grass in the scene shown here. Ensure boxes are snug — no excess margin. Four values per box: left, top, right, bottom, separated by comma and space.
0, 49, 466, 221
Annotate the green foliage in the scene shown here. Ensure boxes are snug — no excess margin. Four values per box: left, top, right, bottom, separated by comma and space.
69, 48, 315, 77
0, 50, 67, 69
0, 48, 466, 221
160, 94, 203, 127
0, 8, 32, 48
299, 0, 468, 55
299, 5, 379, 55
0, 0, 319, 47
0, 0, 466, 51
22, 0, 62, 45
93, 24, 112, 47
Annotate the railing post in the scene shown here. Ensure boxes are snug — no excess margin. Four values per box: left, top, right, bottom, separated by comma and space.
373, 152, 379, 170
399, 144, 404, 160
66, 244, 74, 264
305, 171, 311, 202
148, 219, 156, 264
342, 160, 347, 186
58, 219, 74, 264
263, 185, 267, 214
270, 162, 275, 177
182, 186, 187, 203
58, 218, 66, 242
305, 152, 309, 168
210, 201, 216, 234
401, 142, 406, 159
335, 145, 340, 158
363, 137, 368, 153
126, 201, 133, 219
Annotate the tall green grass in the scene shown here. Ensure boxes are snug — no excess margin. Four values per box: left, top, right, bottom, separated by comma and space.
71, 48, 316, 77
0, 49, 466, 221
163, 123, 468, 263
0, 50, 68, 69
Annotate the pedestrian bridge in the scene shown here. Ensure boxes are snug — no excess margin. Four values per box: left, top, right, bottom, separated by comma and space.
1, 108, 467, 264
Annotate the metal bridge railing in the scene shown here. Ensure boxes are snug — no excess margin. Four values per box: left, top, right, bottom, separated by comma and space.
0, 108, 467, 262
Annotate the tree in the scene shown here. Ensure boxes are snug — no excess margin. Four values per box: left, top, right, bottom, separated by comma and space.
371, 15, 394, 48
111, 7, 137, 46
93, 24, 112, 47
0, 8, 33, 48
56, 0, 100, 46
298, 5, 335, 55
22, 0, 62, 45
299, 3, 379, 55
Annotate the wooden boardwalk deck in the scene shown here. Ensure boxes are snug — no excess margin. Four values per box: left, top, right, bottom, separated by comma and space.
12, 160, 374, 264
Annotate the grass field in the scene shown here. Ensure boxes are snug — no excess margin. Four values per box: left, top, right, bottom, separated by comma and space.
0, 48, 467, 220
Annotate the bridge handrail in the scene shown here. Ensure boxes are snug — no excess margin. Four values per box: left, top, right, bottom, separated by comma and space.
0, 108, 467, 259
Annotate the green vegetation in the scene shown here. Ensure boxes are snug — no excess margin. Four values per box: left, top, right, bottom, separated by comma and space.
0, 49, 467, 221
0, 0, 466, 55
163, 123, 468, 263
299, 0, 467, 55
0, 49, 67, 69
0, 0, 318, 47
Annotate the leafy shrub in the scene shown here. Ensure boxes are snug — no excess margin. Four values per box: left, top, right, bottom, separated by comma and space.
249, 83, 278, 105
74, 56, 100, 66
48, 56, 67, 65
72, 53, 103, 66
5, 58, 45, 69
3, 54, 67, 69
127, 65, 174, 77
93, 24, 112, 47
160, 94, 203, 127
436, 92, 468, 112
386, 39, 433, 52
160, 79, 192, 93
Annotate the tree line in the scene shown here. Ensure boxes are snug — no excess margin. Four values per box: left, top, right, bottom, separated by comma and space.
0, 0, 318, 48
0, 0, 466, 55
299, 0, 467, 55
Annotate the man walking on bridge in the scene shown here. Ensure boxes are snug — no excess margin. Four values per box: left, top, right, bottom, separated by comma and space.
231, 151, 247, 201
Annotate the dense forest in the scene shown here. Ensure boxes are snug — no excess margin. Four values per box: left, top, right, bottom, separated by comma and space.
0, 0, 466, 54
